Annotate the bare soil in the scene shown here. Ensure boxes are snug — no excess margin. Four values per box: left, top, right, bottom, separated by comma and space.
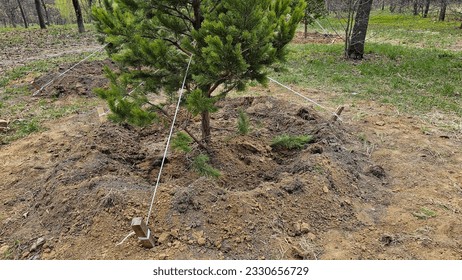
0, 32, 461, 260
0, 28, 100, 74
292, 32, 343, 45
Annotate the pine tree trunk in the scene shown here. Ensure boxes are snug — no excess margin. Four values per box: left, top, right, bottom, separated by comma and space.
347, 0, 373, 59
201, 111, 211, 144
423, 0, 430, 18
192, 0, 202, 30
34, 0, 46, 29
439, 0, 447, 21
17, 0, 28, 28
72, 0, 85, 33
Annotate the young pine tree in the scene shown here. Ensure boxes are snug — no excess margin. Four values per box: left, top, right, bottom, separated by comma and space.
93, 0, 306, 145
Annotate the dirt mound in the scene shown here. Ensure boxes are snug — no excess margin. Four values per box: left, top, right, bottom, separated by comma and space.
292, 32, 343, 44
31, 59, 115, 97
0, 94, 391, 260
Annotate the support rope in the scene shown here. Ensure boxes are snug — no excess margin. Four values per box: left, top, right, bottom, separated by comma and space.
32, 44, 108, 96
145, 55, 194, 226
268, 76, 343, 121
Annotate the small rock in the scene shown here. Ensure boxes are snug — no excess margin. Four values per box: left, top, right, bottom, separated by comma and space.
0, 120, 8, 128
44, 248, 52, 254
192, 230, 204, 239
239, 142, 261, 153
0, 245, 10, 255
375, 121, 385, 126
172, 240, 181, 249
158, 253, 168, 260
158, 232, 171, 244
322, 185, 329, 193
30, 237, 46, 252
197, 237, 206, 246
170, 229, 179, 237
300, 222, 310, 234
307, 232, 317, 241
293, 222, 302, 235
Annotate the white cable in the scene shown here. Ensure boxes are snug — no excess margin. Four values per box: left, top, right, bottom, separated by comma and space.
32, 44, 108, 97
116, 232, 135, 246
268, 76, 342, 121
145, 54, 194, 226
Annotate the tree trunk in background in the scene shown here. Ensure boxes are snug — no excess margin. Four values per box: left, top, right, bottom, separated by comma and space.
413, 0, 419, 15
347, 0, 373, 59
17, 0, 28, 28
438, 0, 447, 21
7, 10, 17, 28
390, 0, 396, 12
34, 0, 46, 29
423, 0, 430, 18
40, 0, 50, 24
72, 0, 85, 33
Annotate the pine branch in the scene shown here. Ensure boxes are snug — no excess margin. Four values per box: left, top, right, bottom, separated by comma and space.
162, 38, 192, 56
149, 103, 210, 152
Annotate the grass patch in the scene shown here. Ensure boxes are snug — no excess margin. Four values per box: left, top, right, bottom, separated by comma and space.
1, 119, 42, 143
305, 11, 461, 50
271, 134, 313, 150
273, 43, 462, 116
413, 207, 437, 219
0, 97, 101, 144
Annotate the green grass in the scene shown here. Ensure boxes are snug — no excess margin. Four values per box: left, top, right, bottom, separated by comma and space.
270, 134, 313, 150
274, 42, 462, 116
0, 24, 106, 145
0, 98, 101, 144
413, 207, 437, 219
305, 11, 461, 50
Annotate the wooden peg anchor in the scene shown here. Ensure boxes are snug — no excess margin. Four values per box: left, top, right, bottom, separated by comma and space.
131, 217, 155, 248
331, 106, 345, 122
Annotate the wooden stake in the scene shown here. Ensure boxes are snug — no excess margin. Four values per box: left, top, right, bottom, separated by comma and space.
131, 217, 155, 248
331, 106, 345, 122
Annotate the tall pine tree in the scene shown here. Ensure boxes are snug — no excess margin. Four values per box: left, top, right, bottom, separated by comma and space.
93, 0, 305, 144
